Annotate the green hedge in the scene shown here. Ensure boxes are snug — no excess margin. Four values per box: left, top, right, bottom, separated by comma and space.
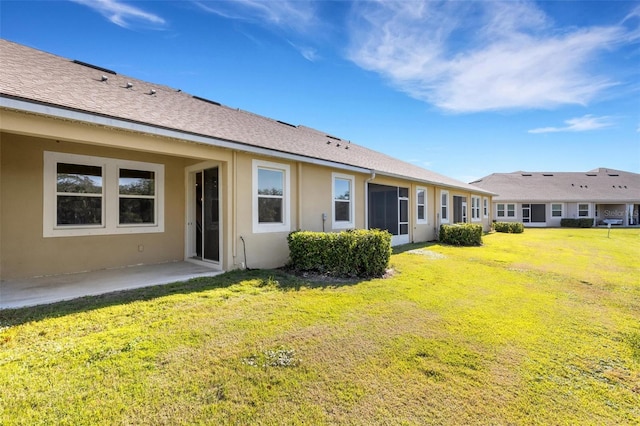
287, 229, 392, 278
494, 221, 524, 233
439, 224, 483, 246
561, 218, 594, 228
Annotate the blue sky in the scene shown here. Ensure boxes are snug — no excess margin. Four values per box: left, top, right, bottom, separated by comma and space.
1, 0, 639, 182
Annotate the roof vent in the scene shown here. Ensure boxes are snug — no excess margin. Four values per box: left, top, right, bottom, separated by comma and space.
73, 59, 116, 75
125, 82, 133, 89
608, 174, 619, 177
326, 135, 341, 141
521, 173, 532, 176
101, 75, 108, 82
149, 89, 156, 95
276, 120, 297, 128
193, 95, 221, 106
543, 173, 554, 176
586, 173, 597, 176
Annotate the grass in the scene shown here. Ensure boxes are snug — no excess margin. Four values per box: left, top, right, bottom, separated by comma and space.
1, 228, 639, 425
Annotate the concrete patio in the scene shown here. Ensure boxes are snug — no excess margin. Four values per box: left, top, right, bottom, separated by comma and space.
0, 262, 223, 310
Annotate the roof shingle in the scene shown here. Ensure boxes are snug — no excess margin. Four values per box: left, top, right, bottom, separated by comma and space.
0, 39, 490, 194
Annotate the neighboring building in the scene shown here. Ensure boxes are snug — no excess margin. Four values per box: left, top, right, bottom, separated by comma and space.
0, 39, 493, 281
470, 169, 640, 227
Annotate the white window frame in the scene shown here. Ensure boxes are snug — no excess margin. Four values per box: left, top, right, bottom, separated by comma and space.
44, 151, 164, 237
578, 203, 590, 217
552, 203, 563, 217
440, 190, 449, 224
483, 197, 489, 218
497, 203, 505, 218
332, 172, 355, 229
471, 196, 481, 221
252, 159, 291, 234
507, 203, 516, 218
416, 187, 427, 224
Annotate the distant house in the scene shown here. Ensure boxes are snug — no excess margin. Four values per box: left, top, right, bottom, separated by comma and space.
470, 169, 640, 227
0, 39, 493, 281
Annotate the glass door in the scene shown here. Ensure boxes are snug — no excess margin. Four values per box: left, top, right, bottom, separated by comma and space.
194, 167, 219, 263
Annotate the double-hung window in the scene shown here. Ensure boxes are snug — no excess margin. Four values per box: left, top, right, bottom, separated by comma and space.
483, 197, 489, 218
253, 159, 290, 233
416, 188, 427, 224
497, 203, 516, 218
552, 204, 563, 217
471, 196, 481, 221
44, 152, 164, 237
440, 190, 449, 223
332, 173, 355, 229
578, 203, 589, 217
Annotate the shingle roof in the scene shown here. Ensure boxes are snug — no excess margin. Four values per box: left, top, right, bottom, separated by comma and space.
470, 168, 640, 202
0, 39, 491, 194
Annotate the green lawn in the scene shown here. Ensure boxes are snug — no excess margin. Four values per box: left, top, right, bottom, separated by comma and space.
1, 228, 639, 425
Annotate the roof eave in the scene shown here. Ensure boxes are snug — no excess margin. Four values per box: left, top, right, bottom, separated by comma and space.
0, 95, 371, 175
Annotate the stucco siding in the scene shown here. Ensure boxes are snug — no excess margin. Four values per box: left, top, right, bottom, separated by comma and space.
1, 132, 190, 279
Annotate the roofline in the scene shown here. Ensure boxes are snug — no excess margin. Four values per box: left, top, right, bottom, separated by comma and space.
0, 95, 371, 175
375, 170, 496, 196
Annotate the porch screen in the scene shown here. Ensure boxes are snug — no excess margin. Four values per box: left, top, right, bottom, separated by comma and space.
368, 183, 399, 235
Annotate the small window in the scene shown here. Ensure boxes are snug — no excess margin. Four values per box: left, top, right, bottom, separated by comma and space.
56, 163, 103, 226
332, 173, 355, 229
440, 190, 449, 223
578, 203, 589, 217
483, 197, 489, 218
416, 188, 427, 224
497, 203, 505, 217
253, 160, 290, 233
471, 196, 481, 221
119, 169, 156, 224
552, 204, 562, 217
507, 204, 516, 217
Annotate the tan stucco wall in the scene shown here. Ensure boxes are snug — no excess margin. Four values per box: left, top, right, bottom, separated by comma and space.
0, 132, 195, 279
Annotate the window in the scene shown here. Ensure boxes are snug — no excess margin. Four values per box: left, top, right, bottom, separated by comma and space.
507, 204, 516, 217
522, 204, 530, 223
471, 196, 481, 221
483, 197, 489, 218
44, 152, 164, 237
440, 190, 449, 223
253, 159, 290, 233
552, 204, 562, 217
416, 188, 427, 224
578, 203, 589, 217
497, 203, 505, 217
332, 173, 355, 229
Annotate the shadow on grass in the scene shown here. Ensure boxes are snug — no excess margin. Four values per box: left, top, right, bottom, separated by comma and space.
392, 241, 439, 255
0, 268, 365, 327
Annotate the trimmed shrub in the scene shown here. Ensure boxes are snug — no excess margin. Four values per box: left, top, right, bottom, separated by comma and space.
561, 218, 594, 228
494, 221, 524, 233
287, 229, 392, 278
439, 224, 483, 246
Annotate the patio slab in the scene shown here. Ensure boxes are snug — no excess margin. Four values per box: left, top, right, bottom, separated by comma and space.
0, 262, 223, 310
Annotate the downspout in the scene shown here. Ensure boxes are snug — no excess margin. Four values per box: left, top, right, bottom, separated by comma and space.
364, 171, 376, 229
232, 151, 237, 266
297, 162, 302, 230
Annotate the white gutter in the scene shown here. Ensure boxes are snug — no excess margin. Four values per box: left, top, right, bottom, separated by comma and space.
0, 96, 371, 175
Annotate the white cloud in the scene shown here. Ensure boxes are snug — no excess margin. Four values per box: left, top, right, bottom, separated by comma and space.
70, 0, 165, 29
194, 0, 318, 34
528, 115, 615, 134
346, 1, 630, 113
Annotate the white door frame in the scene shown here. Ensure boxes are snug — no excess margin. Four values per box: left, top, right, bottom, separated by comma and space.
185, 161, 222, 269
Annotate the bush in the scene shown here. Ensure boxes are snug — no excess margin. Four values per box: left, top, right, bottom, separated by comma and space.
494, 221, 524, 233
439, 224, 483, 246
287, 229, 392, 278
561, 218, 594, 228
